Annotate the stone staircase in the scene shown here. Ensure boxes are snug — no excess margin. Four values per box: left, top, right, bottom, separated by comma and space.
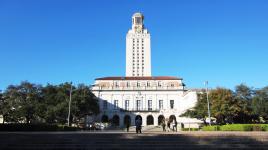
0, 131, 268, 149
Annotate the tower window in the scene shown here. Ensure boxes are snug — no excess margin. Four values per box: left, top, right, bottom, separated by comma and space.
170, 100, 174, 109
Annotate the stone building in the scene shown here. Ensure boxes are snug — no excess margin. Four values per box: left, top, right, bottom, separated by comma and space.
91, 13, 199, 128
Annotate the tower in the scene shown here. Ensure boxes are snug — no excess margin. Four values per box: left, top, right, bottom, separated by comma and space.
126, 12, 151, 77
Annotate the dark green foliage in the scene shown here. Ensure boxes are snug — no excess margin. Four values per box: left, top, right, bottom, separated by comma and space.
181, 128, 199, 131
181, 84, 268, 125
0, 81, 99, 125
0, 123, 78, 131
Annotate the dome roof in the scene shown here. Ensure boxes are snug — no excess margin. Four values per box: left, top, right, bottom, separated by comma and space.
132, 12, 144, 18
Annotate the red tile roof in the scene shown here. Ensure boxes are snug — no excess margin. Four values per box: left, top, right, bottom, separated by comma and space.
95, 76, 182, 80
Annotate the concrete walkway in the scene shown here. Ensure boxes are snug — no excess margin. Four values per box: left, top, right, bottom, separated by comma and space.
0, 131, 268, 149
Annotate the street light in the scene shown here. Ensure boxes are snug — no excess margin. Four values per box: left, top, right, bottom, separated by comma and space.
67, 82, 73, 126
205, 81, 211, 126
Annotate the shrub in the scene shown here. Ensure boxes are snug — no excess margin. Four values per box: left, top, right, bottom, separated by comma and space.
0, 124, 79, 131
202, 125, 220, 131
202, 124, 268, 131
181, 128, 199, 131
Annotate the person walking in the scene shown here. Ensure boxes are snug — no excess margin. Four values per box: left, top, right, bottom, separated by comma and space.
167, 121, 171, 132
172, 119, 177, 132
126, 122, 130, 132
175, 120, 178, 132
161, 119, 166, 132
135, 118, 142, 134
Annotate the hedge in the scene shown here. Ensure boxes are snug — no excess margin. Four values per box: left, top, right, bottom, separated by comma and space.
0, 124, 79, 131
202, 124, 268, 131
181, 128, 199, 131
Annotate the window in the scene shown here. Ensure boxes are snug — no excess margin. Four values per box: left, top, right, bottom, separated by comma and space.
103, 100, 107, 110
170, 100, 174, 109
148, 100, 152, 111
126, 82, 130, 87
171, 83, 174, 87
137, 82, 140, 87
158, 82, 162, 87
136, 100, 141, 110
114, 100, 119, 109
115, 82, 119, 87
159, 100, 163, 109
147, 82, 150, 87
125, 100, 129, 110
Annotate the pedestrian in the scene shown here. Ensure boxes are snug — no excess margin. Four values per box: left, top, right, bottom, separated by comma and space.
161, 119, 166, 132
135, 119, 139, 133
175, 120, 178, 132
172, 120, 176, 132
138, 118, 142, 133
126, 122, 130, 132
135, 118, 142, 133
167, 121, 170, 132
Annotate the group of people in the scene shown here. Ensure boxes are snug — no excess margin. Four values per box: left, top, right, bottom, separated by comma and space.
161, 119, 177, 132
125, 118, 142, 133
126, 118, 178, 133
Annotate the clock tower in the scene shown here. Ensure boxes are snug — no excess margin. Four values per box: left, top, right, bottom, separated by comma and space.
126, 12, 151, 77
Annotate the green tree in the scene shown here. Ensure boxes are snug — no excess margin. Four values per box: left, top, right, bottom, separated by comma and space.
180, 90, 209, 124
71, 84, 99, 125
3, 82, 43, 123
252, 86, 268, 122
233, 84, 255, 123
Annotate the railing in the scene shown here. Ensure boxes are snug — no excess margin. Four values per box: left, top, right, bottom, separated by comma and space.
120, 108, 160, 112
92, 86, 184, 91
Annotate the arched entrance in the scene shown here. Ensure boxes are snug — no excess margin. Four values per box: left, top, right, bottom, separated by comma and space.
158, 115, 165, 125
147, 115, 154, 125
101, 115, 109, 123
169, 115, 176, 122
135, 115, 142, 124
124, 115, 131, 126
112, 115, 120, 126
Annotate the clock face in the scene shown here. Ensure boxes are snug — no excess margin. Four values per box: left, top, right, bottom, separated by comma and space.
137, 26, 142, 33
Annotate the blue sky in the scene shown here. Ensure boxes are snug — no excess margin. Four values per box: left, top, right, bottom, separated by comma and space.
0, 0, 268, 90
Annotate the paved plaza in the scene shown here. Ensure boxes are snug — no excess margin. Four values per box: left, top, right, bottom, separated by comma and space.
0, 131, 268, 149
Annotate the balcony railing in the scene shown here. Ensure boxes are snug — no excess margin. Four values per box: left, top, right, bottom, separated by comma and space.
120, 108, 160, 112
92, 86, 184, 91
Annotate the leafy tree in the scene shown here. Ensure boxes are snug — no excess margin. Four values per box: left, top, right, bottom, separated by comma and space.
180, 90, 209, 124
233, 84, 255, 123
210, 88, 245, 124
182, 87, 249, 125
252, 86, 268, 122
2, 82, 43, 123
71, 84, 99, 125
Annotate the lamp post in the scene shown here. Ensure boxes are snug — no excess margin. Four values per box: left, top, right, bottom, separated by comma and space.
205, 81, 211, 126
67, 82, 73, 126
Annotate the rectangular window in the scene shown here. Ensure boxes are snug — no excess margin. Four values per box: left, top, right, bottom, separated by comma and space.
114, 100, 118, 109
103, 100, 107, 110
115, 82, 119, 87
136, 100, 141, 110
148, 100, 152, 111
125, 100, 129, 110
159, 100, 163, 109
170, 100, 174, 109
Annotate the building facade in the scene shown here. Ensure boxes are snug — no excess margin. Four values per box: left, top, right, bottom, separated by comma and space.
91, 13, 199, 128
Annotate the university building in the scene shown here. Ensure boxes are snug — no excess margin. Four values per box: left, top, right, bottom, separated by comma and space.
91, 13, 199, 128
